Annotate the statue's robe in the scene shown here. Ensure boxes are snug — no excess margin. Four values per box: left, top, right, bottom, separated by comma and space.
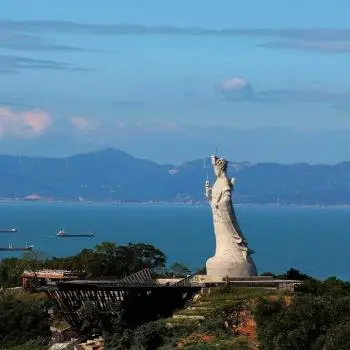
206, 176, 257, 277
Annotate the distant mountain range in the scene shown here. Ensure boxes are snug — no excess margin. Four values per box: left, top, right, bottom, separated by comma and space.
1, 148, 350, 205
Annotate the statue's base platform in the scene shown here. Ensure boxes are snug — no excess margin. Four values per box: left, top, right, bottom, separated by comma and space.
206, 256, 257, 279
158, 275, 303, 292
194, 275, 303, 291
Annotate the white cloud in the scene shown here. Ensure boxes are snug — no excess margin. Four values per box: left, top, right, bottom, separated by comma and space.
0, 106, 51, 138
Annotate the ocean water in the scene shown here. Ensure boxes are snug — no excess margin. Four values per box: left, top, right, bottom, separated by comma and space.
0, 202, 348, 280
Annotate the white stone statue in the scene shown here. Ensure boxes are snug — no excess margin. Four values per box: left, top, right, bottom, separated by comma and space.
205, 155, 257, 277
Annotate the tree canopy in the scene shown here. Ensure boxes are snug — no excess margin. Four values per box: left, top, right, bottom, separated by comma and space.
254, 274, 350, 349
0, 241, 168, 288
0, 292, 50, 348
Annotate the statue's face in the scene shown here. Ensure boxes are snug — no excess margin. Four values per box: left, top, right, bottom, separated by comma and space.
211, 156, 226, 177
214, 165, 222, 177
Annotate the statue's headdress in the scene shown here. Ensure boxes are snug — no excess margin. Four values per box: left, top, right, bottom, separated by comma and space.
216, 158, 227, 170
211, 155, 228, 170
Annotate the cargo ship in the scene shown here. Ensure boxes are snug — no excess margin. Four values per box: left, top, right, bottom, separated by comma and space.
0, 243, 33, 251
0, 228, 17, 233
56, 229, 94, 238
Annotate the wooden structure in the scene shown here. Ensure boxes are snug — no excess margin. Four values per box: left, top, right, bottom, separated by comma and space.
46, 269, 201, 329
22, 269, 82, 288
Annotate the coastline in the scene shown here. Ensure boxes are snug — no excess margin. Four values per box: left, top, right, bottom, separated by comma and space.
1, 199, 350, 208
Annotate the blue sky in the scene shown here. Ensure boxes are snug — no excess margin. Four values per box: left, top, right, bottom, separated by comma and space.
1, 0, 350, 164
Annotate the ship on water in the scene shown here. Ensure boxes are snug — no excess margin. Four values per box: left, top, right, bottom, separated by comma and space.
0, 228, 17, 233
0, 243, 33, 252
56, 229, 94, 238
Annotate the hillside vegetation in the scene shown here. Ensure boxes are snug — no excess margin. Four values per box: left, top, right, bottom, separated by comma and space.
1, 242, 350, 349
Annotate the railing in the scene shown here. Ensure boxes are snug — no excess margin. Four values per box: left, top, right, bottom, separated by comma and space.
170, 273, 202, 287
24, 269, 72, 273
23, 269, 77, 276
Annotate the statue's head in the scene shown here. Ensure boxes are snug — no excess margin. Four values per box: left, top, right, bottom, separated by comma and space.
211, 155, 228, 177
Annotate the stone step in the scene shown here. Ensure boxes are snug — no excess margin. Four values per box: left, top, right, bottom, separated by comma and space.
172, 315, 205, 320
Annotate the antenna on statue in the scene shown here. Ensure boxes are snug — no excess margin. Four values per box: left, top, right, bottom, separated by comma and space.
214, 145, 219, 156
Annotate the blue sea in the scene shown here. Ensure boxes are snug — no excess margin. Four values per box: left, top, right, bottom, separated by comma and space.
0, 202, 348, 280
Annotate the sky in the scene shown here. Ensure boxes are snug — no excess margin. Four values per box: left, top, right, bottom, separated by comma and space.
1, 0, 350, 164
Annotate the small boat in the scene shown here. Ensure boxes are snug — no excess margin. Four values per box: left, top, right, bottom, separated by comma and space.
0, 228, 17, 233
0, 243, 33, 251
56, 229, 94, 238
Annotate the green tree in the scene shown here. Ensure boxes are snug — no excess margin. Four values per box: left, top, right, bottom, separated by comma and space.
86, 242, 166, 277
5, 338, 48, 350
322, 322, 350, 350
78, 301, 107, 336
70, 248, 100, 275
296, 276, 350, 297
0, 258, 24, 287
126, 243, 166, 272
184, 339, 252, 350
132, 320, 168, 349
0, 293, 50, 348
0, 242, 167, 285
254, 294, 350, 350
280, 268, 314, 281
169, 262, 191, 277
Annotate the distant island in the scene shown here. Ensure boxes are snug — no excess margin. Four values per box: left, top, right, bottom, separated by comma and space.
1, 148, 350, 205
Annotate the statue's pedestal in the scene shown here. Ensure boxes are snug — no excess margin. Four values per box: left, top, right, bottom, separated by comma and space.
206, 256, 257, 278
